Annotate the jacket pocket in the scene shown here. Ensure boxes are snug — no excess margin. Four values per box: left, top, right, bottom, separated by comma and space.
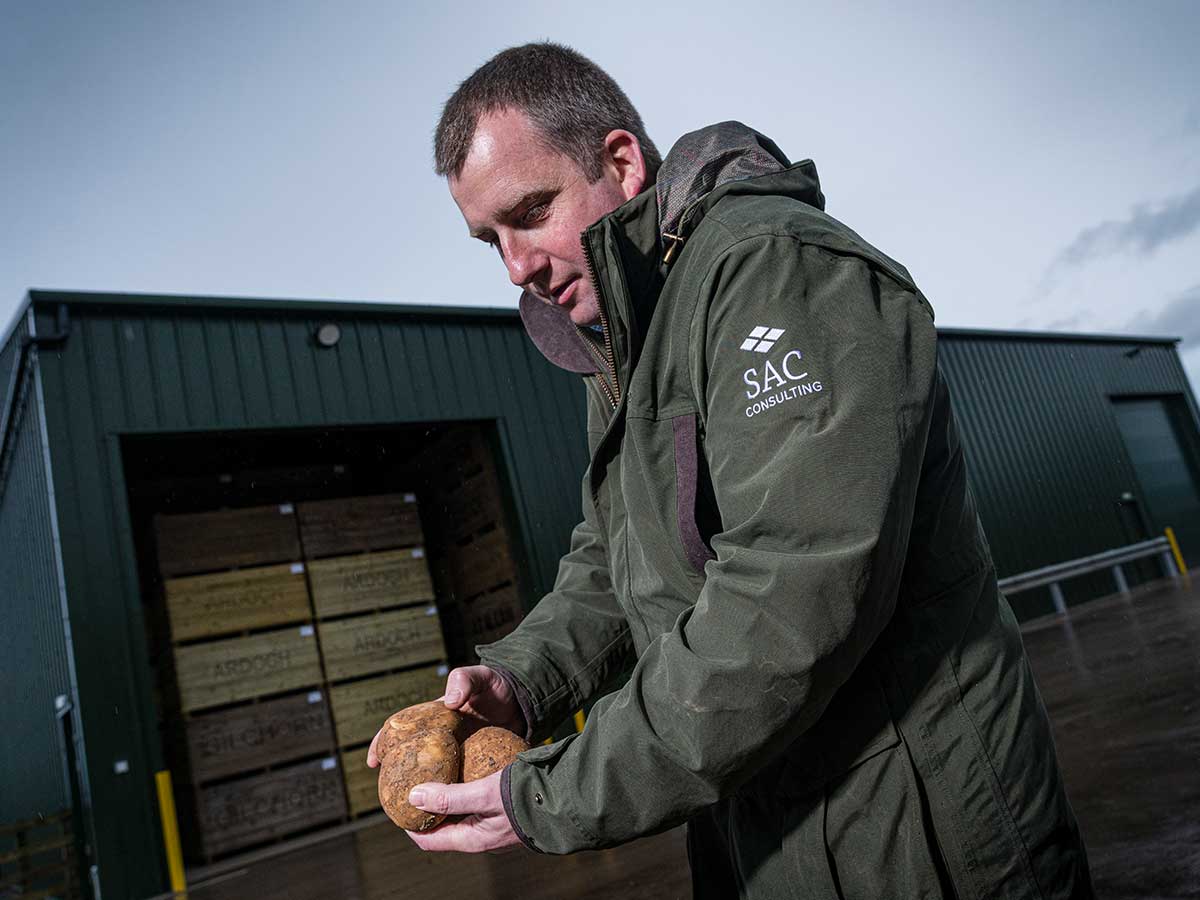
672, 413, 717, 574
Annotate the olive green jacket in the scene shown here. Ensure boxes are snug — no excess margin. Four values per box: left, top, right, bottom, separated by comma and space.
478, 123, 1092, 899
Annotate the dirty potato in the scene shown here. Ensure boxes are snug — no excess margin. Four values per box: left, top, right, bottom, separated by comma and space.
462, 726, 530, 782
375, 700, 465, 764
376, 702, 465, 831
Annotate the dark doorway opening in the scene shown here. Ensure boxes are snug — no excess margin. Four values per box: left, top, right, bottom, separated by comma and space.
1112, 394, 1200, 565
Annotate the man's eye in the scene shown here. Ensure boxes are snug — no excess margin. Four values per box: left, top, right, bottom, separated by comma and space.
521, 203, 548, 226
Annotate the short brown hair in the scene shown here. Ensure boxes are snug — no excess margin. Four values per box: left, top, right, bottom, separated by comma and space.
434, 42, 661, 183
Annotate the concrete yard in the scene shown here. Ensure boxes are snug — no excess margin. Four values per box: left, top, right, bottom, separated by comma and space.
1021, 578, 1200, 898
182, 578, 1200, 900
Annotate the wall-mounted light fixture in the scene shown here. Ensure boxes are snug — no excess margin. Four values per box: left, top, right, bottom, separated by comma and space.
315, 323, 342, 348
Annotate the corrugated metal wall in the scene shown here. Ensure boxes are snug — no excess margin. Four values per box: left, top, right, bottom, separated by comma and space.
28, 292, 590, 899
0, 309, 74, 824
938, 332, 1199, 618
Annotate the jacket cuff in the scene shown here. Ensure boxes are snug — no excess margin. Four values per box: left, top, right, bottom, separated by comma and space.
501, 764, 542, 853
487, 664, 537, 742
504, 750, 595, 854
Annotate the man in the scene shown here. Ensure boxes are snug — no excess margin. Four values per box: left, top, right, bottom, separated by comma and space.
368, 42, 1094, 898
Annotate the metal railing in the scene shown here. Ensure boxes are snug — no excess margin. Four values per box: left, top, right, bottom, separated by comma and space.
997, 530, 1188, 615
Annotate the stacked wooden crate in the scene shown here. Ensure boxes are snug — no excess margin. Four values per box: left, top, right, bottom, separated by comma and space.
0, 810, 78, 899
155, 502, 345, 861
146, 427, 535, 862
297, 493, 448, 820
414, 428, 526, 662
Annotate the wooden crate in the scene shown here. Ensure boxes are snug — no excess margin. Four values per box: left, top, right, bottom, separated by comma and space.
154, 503, 302, 577
297, 493, 423, 558
173, 626, 322, 713
341, 750, 380, 817
437, 467, 506, 543
164, 563, 311, 642
459, 586, 524, 649
413, 426, 491, 483
328, 665, 447, 748
318, 607, 446, 682
309, 549, 434, 619
229, 464, 353, 497
195, 758, 346, 858
447, 528, 516, 601
438, 586, 525, 664
411, 428, 495, 544
0, 810, 76, 899
185, 690, 335, 783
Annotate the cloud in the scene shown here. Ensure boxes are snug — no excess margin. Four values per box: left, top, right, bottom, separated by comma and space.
1124, 283, 1200, 344
1059, 186, 1200, 264
1040, 185, 1200, 294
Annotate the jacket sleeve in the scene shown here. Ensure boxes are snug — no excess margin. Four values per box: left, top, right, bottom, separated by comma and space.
502, 235, 938, 852
475, 380, 634, 742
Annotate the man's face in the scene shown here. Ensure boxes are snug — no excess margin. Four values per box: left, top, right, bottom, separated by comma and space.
449, 108, 643, 327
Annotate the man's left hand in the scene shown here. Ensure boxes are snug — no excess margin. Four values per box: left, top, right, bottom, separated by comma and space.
404, 769, 524, 853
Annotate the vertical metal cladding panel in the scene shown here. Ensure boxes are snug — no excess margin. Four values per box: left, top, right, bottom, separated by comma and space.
0, 311, 73, 824
938, 332, 1197, 618
27, 291, 589, 898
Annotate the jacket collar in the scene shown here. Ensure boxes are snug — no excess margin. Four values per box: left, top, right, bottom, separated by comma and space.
519, 188, 662, 380
518, 291, 599, 374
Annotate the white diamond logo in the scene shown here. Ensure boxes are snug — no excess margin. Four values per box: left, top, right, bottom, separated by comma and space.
741, 325, 785, 353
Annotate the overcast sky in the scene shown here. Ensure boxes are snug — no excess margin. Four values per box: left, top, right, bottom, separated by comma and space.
3, 1, 1199, 385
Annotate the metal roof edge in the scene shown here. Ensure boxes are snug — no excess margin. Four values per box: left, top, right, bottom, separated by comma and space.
2, 293, 33, 353
26, 289, 522, 323
21, 291, 1183, 347
936, 325, 1181, 346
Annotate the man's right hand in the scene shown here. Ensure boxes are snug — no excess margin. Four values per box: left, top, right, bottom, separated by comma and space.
365, 665, 524, 768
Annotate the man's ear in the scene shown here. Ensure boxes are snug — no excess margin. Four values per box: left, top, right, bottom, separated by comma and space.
602, 129, 647, 201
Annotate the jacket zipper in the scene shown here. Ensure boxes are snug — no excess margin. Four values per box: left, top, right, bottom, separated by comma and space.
579, 231, 621, 409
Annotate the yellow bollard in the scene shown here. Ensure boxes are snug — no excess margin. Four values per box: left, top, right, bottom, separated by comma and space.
540, 711, 586, 746
155, 770, 187, 895
1166, 527, 1190, 588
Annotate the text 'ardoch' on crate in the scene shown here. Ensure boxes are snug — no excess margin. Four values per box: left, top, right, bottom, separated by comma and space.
128, 422, 530, 864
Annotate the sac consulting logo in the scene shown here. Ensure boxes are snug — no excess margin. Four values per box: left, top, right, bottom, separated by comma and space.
739, 325, 823, 418
739, 326, 786, 353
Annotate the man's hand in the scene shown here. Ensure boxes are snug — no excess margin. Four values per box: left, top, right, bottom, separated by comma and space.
366, 665, 523, 768
439, 664, 525, 735
404, 769, 523, 853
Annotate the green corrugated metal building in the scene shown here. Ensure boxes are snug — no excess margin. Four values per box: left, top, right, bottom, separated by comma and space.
3, 289, 1199, 899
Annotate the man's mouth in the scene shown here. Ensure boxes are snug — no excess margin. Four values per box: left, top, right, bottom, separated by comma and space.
551, 278, 578, 306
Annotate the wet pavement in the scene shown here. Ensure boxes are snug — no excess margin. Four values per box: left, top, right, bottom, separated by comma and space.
182, 579, 1200, 899
179, 818, 691, 900
1021, 578, 1200, 899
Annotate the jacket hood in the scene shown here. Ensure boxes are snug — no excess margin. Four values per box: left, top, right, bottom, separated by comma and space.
657, 121, 825, 243
520, 122, 826, 374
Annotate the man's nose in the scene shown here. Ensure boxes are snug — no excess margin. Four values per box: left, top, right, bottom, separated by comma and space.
502, 236, 546, 288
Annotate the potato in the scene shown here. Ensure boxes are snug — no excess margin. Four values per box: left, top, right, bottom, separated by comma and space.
376, 701, 466, 831
375, 701, 465, 764
462, 727, 530, 782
